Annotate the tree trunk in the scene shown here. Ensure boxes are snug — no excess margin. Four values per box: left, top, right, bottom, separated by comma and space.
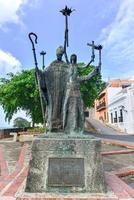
32, 121, 35, 128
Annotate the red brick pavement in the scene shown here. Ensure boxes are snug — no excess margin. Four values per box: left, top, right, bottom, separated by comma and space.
3, 167, 28, 196
15, 144, 29, 171
0, 144, 29, 193
112, 167, 134, 177
102, 139, 134, 149
0, 147, 9, 177
16, 196, 118, 200
105, 172, 134, 198
102, 149, 134, 156
0, 197, 16, 200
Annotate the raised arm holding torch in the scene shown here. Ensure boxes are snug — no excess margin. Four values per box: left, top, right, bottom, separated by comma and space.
87, 41, 103, 71
60, 6, 75, 63
86, 40, 95, 66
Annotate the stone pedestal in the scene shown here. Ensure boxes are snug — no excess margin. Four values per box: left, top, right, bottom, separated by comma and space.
25, 134, 106, 193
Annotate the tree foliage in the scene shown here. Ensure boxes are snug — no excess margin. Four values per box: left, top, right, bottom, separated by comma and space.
0, 64, 105, 125
13, 117, 30, 128
78, 63, 105, 108
0, 69, 43, 126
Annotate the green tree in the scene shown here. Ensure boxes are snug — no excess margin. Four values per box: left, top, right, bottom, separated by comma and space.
0, 65, 105, 126
78, 63, 105, 107
13, 117, 30, 128
0, 69, 44, 127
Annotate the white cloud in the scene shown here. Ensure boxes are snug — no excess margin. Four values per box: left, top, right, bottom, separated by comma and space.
0, 49, 27, 128
0, 50, 28, 127
0, 0, 27, 28
0, 49, 22, 77
0, 0, 40, 29
100, 0, 134, 78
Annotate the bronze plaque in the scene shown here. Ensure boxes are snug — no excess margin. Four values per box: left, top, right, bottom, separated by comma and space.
47, 158, 85, 187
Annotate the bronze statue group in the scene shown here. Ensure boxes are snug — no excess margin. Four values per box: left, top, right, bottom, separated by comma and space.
36, 46, 100, 134
28, 6, 102, 134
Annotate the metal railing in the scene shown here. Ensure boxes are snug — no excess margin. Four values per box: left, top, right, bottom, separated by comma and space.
96, 102, 106, 111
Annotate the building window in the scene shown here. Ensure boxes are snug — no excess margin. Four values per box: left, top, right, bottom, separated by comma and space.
119, 109, 123, 122
111, 113, 113, 123
114, 111, 117, 123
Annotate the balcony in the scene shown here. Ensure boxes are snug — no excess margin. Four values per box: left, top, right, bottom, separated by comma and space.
96, 102, 106, 111
97, 92, 106, 100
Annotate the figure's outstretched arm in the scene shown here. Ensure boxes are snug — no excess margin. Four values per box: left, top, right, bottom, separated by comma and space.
78, 61, 93, 69
78, 66, 100, 82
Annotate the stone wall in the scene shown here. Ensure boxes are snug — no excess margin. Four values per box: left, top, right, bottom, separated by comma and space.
0, 128, 30, 139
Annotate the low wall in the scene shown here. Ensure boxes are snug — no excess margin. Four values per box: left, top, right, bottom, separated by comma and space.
0, 128, 30, 139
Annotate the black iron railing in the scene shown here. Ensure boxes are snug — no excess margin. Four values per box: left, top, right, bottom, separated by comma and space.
96, 102, 106, 111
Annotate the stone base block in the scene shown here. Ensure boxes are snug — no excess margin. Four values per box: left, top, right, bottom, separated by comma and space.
18, 192, 117, 200
25, 135, 107, 193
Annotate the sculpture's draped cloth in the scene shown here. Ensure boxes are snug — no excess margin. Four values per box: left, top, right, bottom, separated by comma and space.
63, 64, 84, 134
63, 81, 84, 134
37, 60, 69, 132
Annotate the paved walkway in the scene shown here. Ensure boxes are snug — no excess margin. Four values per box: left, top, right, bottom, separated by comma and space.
85, 118, 134, 144
0, 121, 134, 199
0, 137, 133, 199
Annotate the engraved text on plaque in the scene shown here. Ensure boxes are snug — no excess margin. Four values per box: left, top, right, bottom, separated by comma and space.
47, 158, 85, 187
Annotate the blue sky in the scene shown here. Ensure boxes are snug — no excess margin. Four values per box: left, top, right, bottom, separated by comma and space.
0, 0, 134, 127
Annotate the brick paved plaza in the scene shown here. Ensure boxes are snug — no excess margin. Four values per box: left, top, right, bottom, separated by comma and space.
0, 137, 133, 200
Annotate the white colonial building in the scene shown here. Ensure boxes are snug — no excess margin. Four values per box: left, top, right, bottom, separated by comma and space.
108, 84, 134, 134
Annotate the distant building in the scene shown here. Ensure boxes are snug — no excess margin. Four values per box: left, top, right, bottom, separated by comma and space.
95, 88, 108, 123
95, 79, 134, 124
108, 84, 134, 134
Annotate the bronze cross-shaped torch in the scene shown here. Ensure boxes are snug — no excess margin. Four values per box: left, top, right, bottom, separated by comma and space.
87, 41, 103, 69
